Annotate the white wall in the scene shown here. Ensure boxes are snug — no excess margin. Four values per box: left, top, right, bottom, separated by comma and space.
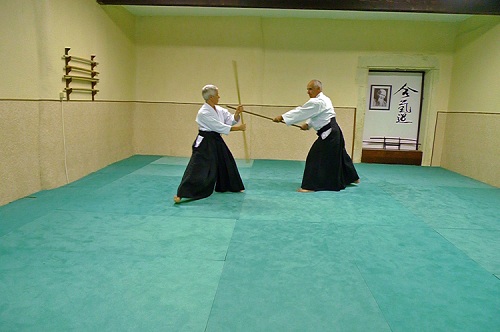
440, 16, 500, 186
0, 0, 137, 206
0, 0, 136, 101
1, 3, 499, 206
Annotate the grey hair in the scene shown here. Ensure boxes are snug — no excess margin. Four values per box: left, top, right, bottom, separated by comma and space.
311, 79, 323, 90
202, 84, 218, 101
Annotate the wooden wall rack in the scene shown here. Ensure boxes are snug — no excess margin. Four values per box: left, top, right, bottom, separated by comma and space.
363, 136, 420, 150
361, 136, 422, 165
62, 47, 99, 101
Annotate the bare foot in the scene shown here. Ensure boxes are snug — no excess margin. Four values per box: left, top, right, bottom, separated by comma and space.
240, 190, 245, 193
354, 179, 360, 184
173, 196, 181, 203
297, 188, 314, 193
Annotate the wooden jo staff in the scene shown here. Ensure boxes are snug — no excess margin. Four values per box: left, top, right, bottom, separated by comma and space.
226, 105, 302, 129
232, 60, 250, 161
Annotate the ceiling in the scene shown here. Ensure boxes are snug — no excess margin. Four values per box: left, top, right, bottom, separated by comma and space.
97, 0, 500, 19
121, 6, 473, 22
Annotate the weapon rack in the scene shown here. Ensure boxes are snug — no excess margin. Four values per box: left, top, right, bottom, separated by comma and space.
62, 47, 99, 101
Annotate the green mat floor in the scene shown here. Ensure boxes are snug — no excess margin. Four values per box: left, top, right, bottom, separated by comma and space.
1, 155, 499, 331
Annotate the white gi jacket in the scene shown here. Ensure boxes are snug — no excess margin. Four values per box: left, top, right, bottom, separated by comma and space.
282, 92, 336, 131
196, 103, 238, 135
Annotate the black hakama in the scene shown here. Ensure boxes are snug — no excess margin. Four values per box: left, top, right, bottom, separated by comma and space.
301, 117, 359, 191
176, 131, 244, 200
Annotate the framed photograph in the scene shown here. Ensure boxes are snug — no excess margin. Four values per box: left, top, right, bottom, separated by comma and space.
369, 85, 392, 110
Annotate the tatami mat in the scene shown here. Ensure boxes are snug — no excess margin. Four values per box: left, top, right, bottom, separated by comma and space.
0, 155, 498, 331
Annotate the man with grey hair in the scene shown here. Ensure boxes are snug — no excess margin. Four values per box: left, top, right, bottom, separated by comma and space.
174, 84, 246, 203
373, 88, 387, 107
273, 79, 359, 192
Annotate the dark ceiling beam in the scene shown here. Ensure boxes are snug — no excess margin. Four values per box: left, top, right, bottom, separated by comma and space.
96, 0, 500, 15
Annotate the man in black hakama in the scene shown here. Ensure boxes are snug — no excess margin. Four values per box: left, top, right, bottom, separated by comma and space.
174, 85, 246, 203
273, 79, 360, 192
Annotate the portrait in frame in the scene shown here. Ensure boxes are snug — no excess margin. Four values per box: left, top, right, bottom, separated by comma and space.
369, 85, 392, 110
